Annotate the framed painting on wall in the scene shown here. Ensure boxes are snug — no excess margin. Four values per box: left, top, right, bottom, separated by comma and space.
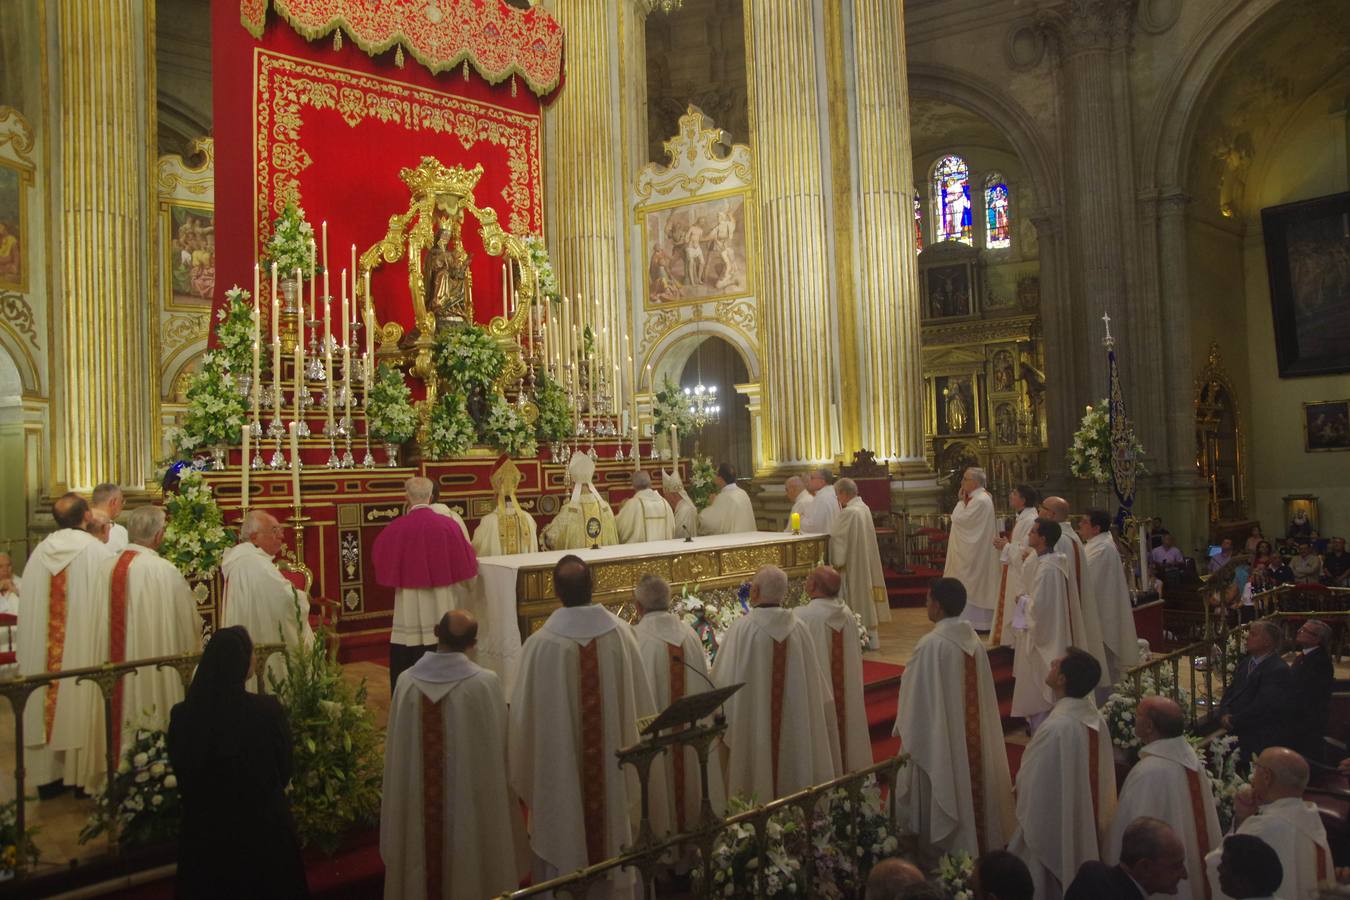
640, 188, 752, 309
164, 201, 216, 309
1261, 191, 1350, 377
0, 159, 30, 292
1302, 399, 1350, 452
934, 374, 978, 435
923, 262, 977, 321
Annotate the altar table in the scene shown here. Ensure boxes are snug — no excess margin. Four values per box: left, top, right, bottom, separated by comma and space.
462, 531, 829, 695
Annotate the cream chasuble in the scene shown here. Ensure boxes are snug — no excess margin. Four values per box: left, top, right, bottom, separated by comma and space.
784, 489, 814, 532
828, 496, 891, 630
991, 507, 1038, 646
698, 482, 757, 536
508, 604, 668, 899
1010, 551, 1088, 719
632, 611, 726, 831
1205, 797, 1331, 900
711, 606, 839, 802
1105, 736, 1219, 900
17, 528, 113, 784
1084, 531, 1139, 686
894, 617, 1014, 856
105, 522, 129, 554
76, 544, 202, 791
471, 503, 539, 556
544, 452, 620, 551
381, 651, 526, 900
220, 542, 314, 688
1009, 695, 1117, 900
1059, 530, 1107, 675
795, 597, 871, 774
616, 489, 676, 544
944, 488, 1000, 628
801, 484, 839, 535
673, 498, 699, 540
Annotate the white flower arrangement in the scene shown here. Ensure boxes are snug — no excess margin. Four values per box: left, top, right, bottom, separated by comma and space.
80, 725, 180, 848
1068, 399, 1147, 485
160, 469, 234, 582
366, 363, 418, 445
688, 455, 718, 510
937, 850, 975, 900
263, 202, 317, 277
479, 396, 538, 458
1193, 733, 1247, 832
1101, 669, 1193, 755
424, 391, 476, 459
521, 233, 560, 301
435, 324, 506, 395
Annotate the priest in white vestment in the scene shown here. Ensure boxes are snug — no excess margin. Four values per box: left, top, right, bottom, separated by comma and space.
1104, 697, 1219, 900
1206, 747, 1332, 900
783, 476, 813, 532
1011, 518, 1090, 724
893, 577, 1014, 856
543, 451, 619, 550
509, 555, 668, 899
616, 470, 675, 544
1043, 496, 1107, 674
662, 469, 699, 540
1009, 648, 1118, 900
18, 493, 114, 790
712, 565, 839, 802
1078, 510, 1139, 689
381, 610, 526, 900
91, 482, 129, 553
220, 510, 314, 689
795, 566, 871, 774
472, 458, 539, 556
76, 506, 203, 792
800, 468, 840, 535
428, 480, 471, 542
631, 575, 725, 832
698, 463, 757, 535
828, 477, 891, 648
990, 484, 1040, 646
944, 468, 1000, 631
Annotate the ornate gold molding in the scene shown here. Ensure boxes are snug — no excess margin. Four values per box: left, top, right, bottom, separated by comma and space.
155, 136, 215, 195
0, 107, 35, 163
635, 105, 752, 202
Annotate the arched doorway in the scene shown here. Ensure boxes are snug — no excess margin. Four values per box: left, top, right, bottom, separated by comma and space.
677, 336, 752, 478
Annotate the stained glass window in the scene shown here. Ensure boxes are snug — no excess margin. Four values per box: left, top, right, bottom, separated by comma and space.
932, 155, 972, 245
985, 174, 1011, 249
914, 192, 923, 254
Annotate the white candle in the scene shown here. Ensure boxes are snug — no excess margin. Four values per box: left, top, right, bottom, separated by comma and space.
321, 222, 330, 324
343, 345, 353, 425
501, 262, 509, 321
292, 343, 303, 422
289, 421, 301, 499
341, 270, 350, 348
241, 424, 251, 507
250, 334, 261, 422
322, 292, 332, 352
253, 263, 260, 316
324, 302, 336, 434
294, 267, 305, 354
670, 424, 678, 462
308, 239, 317, 320
350, 243, 357, 294
270, 263, 279, 344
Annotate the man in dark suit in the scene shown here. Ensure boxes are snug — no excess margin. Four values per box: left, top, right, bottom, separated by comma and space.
1065, 817, 1188, 900
1288, 619, 1334, 762
1218, 619, 1292, 765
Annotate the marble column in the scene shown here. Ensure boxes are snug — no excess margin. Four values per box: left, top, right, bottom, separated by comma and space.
1153, 189, 1199, 475
1028, 208, 1075, 482
54, 0, 156, 490
745, 0, 838, 465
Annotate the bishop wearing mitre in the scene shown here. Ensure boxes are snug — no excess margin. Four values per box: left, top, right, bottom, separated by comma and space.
509, 556, 667, 898
795, 566, 871, 774
699, 463, 758, 535
663, 469, 699, 539
18, 492, 114, 792
944, 468, 1000, 631
616, 470, 675, 544
712, 565, 839, 801
829, 477, 890, 649
1008, 648, 1117, 900
77, 506, 203, 793
1010, 518, 1089, 726
381, 610, 526, 900
543, 451, 618, 550
220, 510, 314, 689
631, 574, 725, 832
472, 458, 539, 556
991, 484, 1040, 646
373, 477, 480, 692
1078, 509, 1139, 689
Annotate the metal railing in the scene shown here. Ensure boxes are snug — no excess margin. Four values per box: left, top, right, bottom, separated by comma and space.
0, 642, 285, 878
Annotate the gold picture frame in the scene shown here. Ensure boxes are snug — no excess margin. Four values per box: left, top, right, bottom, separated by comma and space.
162, 199, 216, 311
639, 186, 753, 310
0, 157, 32, 293
1302, 399, 1350, 452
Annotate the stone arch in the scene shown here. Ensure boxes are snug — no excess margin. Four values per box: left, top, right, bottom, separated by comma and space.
642, 320, 759, 391
0, 325, 39, 396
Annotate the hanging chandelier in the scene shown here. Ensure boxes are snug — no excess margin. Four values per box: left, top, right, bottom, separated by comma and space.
684, 337, 720, 427
644, 0, 684, 12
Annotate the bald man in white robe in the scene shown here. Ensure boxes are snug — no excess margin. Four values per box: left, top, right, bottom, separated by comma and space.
794, 566, 871, 774
220, 510, 314, 688
783, 476, 814, 532
944, 468, 1000, 631
828, 477, 891, 648
616, 470, 675, 544
800, 468, 840, 535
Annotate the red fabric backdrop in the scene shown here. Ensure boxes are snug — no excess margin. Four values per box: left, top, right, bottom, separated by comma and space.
211, 0, 546, 338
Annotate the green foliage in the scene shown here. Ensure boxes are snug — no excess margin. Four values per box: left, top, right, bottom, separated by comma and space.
532, 371, 574, 443
0, 799, 39, 873
79, 727, 180, 849
366, 363, 418, 445
424, 391, 476, 459
689, 455, 718, 510
435, 324, 506, 395
263, 202, 316, 277
216, 286, 260, 374
160, 470, 234, 581
652, 376, 693, 438
1068, 398, 1147, 485
271, 615, 382, 855
169, 353, 249, 454
521, 233, 559, 301
479, 396, 539, 458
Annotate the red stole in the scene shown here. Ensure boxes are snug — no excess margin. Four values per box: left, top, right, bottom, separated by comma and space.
420, 694, 446, 898
963, 651, 987, 854
108, 550, 137, 762
665, 643, 688, 831
1087, 724, 1102, 842
578, 640, 607, 864
829, 628, 847, 768
770, 639, 788, 797
992, 564, 1010, 644
44, 570, 70, 741
1184, 767, 1213, 900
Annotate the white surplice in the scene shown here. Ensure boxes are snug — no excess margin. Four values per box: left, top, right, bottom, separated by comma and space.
1010, 551, 1088, 719
1205, 797, 1332, 900
381, 650, 526, 900
944, 488, 1000, 630
828, 496, 891, 631
801, 484, 840, 535
632, 611, 726, 830
795, 596, 871, 774
428, 503, 471, 541
991, 507, 1038, 646
76, 544, 203, 791
105, 522, 129, 554
893, 616, 1015, 856
471, 503, 539, 556
698, 483, 757, 536
1058, 529, 1107, 676
17, 528, 114, 784
1008, 695, 1118, 900
711, 606, 839, 802
784, 489, 814, 532
673, 498, 699, 540
219, 542, 314, 688
1083, 532, 1139, 686
1104, 736, 1219, 900
615, 489, 676, 544
508, 604, 667, 900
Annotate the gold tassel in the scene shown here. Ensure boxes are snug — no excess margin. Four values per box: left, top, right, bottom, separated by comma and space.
333, 29, 342, 51
511, 74, 517, 97
395, 44, 405, 67
463, 59, 470, 80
